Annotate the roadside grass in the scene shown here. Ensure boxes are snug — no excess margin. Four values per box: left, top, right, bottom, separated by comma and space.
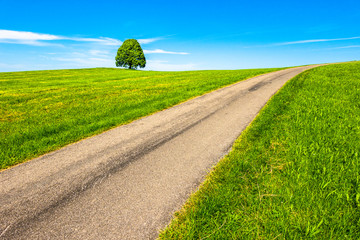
0, 67, 282, 169
159, 62, 360, 239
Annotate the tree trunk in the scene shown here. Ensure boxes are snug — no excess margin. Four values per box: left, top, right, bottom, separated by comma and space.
129, 64, 132, 69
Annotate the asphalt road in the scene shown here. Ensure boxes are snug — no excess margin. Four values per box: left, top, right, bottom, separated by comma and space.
0, 65, 321, 239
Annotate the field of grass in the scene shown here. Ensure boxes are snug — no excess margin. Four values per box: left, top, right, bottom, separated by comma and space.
0, 67, 283, 169
159, 62, 360, 239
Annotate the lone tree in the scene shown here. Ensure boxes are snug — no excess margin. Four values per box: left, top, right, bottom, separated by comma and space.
115, 39, 146, 69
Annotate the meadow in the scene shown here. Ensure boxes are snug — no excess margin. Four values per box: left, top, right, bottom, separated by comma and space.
0, 67, 282, 169
159, 62, 360, 239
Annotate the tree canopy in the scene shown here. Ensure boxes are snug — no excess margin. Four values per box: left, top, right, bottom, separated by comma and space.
115, 39, 146, 69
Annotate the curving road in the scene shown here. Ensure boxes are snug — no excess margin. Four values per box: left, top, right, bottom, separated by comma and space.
0, 65, 321, 239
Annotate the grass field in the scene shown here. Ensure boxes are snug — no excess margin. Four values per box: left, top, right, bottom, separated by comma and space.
159, 62, 360, 239
0, 67, 282, 169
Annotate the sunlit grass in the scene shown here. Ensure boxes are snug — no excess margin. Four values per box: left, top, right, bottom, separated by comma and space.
159, 62, 360, 239
0, 67, 282, 169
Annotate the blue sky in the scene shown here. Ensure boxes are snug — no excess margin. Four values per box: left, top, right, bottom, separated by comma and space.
0, 0, 359, 71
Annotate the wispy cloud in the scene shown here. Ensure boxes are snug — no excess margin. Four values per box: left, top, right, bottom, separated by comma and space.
0, 30, 60, 40
138, 37, 162, 44
68, 37, 121, 45
88, 49, 111, 57
0, 29, 121, 46
143, 49, 189, 55
275, 36, 360, 46
146, 60, 196, 71
330, 45, 360, 49
46, 48, 115, 68
50, 56, 114, 68
0, 30, 190, 71
0, 62, 27, 71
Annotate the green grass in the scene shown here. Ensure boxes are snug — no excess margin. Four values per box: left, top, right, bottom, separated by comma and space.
159, 62, 360, 239
0, 67, 282, 169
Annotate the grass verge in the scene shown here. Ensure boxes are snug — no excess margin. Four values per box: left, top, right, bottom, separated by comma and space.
159, 62, 360, 239
0, 67, 282, 169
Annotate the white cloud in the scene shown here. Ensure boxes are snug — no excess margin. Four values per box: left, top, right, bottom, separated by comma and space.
147, 60, 169, 63
0, 62, 27, 71
143, 49, 189, 55
138, 37, 162, 44
43, 46, 116, 69
69, 37, 121, 45
330, 45, 360, 49
275, 36, 360, 46
89, 49, 111, 57
0, 29, 121, 46
52, 56, 114, 68
0, 30, 60, 40
146, 60, 196, 71
0, 30, 192, 71
89, 57, 112, 62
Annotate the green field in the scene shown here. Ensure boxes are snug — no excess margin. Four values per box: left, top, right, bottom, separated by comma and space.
0, 67, 282, 169
159, 62, 360, 239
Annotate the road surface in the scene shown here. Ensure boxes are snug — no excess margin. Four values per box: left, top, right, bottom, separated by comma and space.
0, 65, 321, 239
